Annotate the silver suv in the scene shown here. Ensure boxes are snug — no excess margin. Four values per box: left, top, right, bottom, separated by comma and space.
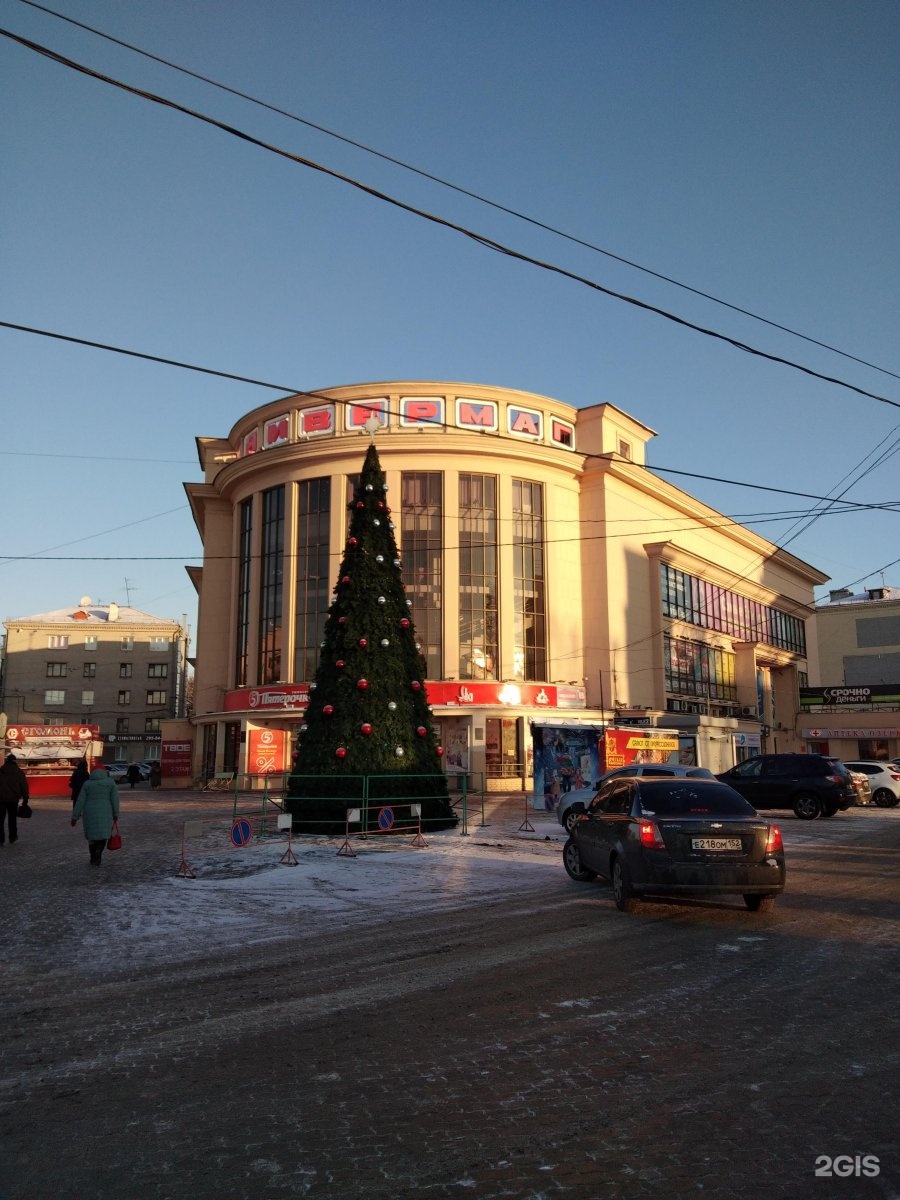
556, 764, 716, 832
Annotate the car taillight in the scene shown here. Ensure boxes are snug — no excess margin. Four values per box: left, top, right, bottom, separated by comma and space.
891, 774, 900, 782
827, 774, 845, 785
639, 821, 666, 850
765, 826, 783, 853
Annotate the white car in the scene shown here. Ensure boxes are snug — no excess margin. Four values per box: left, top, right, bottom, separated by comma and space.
841, 761, 900, 808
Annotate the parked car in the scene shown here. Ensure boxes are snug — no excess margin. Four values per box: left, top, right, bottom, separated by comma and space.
842, 761, 900, 808
106, 764, 128, 781
556, 764, 715, 833
847, 769, 873, 807
562, 776, 785, 913
716, 754, 855, 820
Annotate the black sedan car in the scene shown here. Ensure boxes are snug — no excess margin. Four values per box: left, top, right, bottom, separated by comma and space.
563, 776, 785, 913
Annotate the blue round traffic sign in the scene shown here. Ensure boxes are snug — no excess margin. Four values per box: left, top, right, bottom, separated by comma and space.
377, 806, 395, 831
231, 817, 253, 846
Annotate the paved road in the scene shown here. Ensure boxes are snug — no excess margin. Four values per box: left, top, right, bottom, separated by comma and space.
1, 792, 898, 1200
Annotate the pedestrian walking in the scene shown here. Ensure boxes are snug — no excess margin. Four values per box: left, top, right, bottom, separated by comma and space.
125, 763, 142, 790
149, 762, 162, 790
71, 763, 120, 867
0, 752, 30, 846
69, 757, 90, 810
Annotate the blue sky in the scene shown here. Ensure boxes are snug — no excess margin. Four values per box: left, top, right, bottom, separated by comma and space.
2, 0, 897, 650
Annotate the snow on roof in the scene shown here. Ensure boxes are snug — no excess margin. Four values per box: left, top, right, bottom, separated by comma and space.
8, 604, 180, 625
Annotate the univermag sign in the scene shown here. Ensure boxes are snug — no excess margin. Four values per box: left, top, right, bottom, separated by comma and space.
241, 396, 577, 456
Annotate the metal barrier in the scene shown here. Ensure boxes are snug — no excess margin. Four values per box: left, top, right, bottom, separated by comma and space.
176, 809, 298, 879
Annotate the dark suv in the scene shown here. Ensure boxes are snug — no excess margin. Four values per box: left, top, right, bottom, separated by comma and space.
716, 754, 855, 820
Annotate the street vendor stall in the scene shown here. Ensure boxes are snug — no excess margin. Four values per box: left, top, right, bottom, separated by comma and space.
3, 725, 100, 797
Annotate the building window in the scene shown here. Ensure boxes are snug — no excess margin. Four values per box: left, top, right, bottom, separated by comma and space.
44, 689, 65, 705
294, 477, 331, 683
118, 690, 131, 705
81, 690, 94, 706
83, 662, 96, 678
664, 634, 737, 704
48, 635, 69, 649
145, 717, 161, 733
46, 662, 67, 677
459, 474, 498, 680
84, 636, 98, 651
146, 690, 167, 706
148, 663, 169, 679
401, 472, 443, 680
119, 663, 132, 678
149, 637, 169, 653
512, 479, 546, 681
258, 485, 285, 685
116, 718, 129, 734
618, 439, 632, 460
120, 636, 134, 652
235, 496, 253, 688
660, 563, 806, 655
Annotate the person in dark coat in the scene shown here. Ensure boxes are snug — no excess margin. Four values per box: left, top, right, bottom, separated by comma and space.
0, 752, 30, 846
71, 764, 120, 866
69, 758, 90, 810
125, 763, 142, 789
149, 762, 162, 790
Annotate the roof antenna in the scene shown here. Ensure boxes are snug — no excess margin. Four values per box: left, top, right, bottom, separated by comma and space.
123, 577, 136, 605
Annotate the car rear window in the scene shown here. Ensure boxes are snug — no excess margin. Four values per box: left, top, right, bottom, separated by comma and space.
637, 780, 757, 816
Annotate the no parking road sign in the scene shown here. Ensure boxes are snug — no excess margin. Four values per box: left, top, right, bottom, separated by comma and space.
230, 817, 253, 847
377, 806, 395, 831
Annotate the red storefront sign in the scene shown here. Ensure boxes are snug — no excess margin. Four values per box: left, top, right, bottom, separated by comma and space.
224, 685, 310, 712
223, 681, 586, 712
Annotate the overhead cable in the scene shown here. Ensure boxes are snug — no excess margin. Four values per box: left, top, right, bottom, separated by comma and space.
13, 0, 898, 383
2, 28, 898, 410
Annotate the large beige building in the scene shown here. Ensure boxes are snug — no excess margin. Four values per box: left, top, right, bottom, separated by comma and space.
185, 382, 826, 787
800, 585, 900, 760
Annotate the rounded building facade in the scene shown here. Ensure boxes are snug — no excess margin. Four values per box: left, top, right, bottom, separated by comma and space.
185, 381, 823, 791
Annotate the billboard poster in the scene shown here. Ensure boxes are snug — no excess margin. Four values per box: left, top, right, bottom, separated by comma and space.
443, 727, 470, 775
161, 740, 193, 777
247, 727, 287, 774
532, 724, 603, 812
600, 728, 680, 771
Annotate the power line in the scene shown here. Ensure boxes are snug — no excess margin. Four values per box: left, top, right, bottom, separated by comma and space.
2, 28, 898, 410
14, 0, 899, 384
5, 319, 900, 517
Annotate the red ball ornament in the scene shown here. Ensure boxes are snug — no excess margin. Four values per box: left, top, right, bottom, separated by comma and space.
342, 575, 351, 584
357, 678, 369, 690
356, 501, 364, 509
437, 746, 444, 757
361, 723, 372, 735
358, 637, 367, 648
416, 726, 427, 736
411, 681, 421, 691
348, 536, 358, 547
335, 660, 345, 669
323, 705, 334, 716
400, 618, 410, 629
335, 746, 347, 759
339, 616, 347, 624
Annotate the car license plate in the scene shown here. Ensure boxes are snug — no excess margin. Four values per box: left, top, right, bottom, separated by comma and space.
692, 837, 742, 851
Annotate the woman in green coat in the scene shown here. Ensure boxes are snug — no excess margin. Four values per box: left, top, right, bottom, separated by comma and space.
71, 764, 120, 866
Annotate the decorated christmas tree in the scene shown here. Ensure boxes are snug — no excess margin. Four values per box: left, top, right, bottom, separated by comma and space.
286, 440, 457, 834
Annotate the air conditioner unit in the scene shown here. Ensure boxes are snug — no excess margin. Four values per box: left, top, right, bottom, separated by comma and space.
740, 706, 757, 718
